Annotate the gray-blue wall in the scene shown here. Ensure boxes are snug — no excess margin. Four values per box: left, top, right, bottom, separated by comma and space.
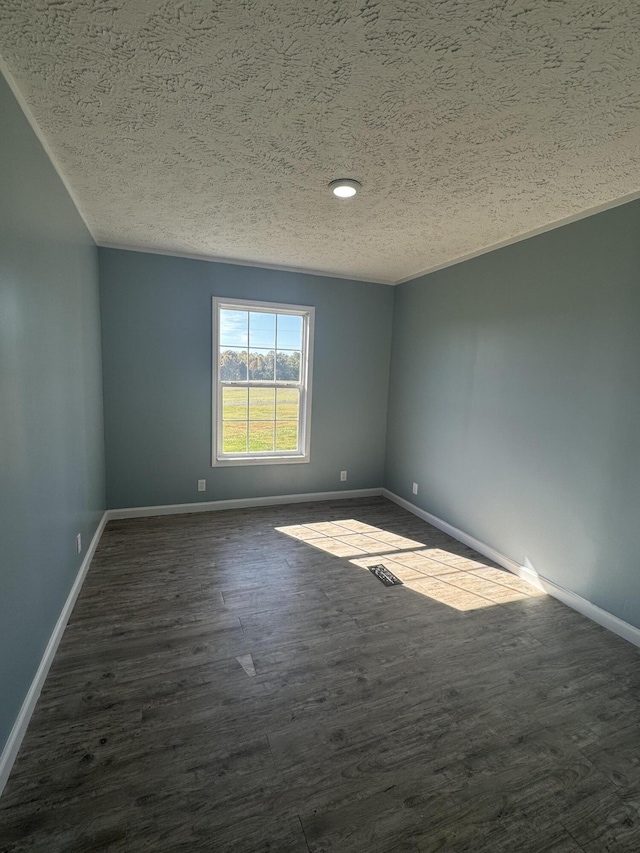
0, 74, 105, 752
99, 248, 393, 509
386, 200, 640, 628
6, 48, 640, 768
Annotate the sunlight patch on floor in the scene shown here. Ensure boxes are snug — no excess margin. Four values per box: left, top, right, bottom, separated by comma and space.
350, 554, 547, 611
275, 518, 547, 612
274, 520, 424, 557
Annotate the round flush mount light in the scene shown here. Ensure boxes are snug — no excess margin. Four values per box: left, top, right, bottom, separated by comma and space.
329, 178, 361, 198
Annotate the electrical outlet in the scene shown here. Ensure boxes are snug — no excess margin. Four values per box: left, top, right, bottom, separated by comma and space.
76, 533, 82, 555
197, 479, 206, 492
412, 482, 418, 495
340, 470, 347, 482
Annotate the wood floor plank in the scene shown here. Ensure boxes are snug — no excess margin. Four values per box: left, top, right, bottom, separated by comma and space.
3, 497, 640, 851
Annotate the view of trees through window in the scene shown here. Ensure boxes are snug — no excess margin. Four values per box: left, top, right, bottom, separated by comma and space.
220, 349, 301, 382
216, 305, 308, 456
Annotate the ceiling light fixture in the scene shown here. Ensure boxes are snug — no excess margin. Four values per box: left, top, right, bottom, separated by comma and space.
329, 178, 361, 199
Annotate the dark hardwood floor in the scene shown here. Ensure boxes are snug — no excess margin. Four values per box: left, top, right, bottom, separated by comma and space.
2, 496, 640, 852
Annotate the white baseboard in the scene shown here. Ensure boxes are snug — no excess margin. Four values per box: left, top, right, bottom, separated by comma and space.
382, 489, 640, 650
1, 487, 383, 795
381, 489, 524, 575
0, 511, 109, 797
6, 486, 638, 800
106, 488, 384, 520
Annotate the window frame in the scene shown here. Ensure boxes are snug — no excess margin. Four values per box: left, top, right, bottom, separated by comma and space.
212, 296, 315, 466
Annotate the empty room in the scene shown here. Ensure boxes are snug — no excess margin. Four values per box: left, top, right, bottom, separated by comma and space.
2, 1, 640, 850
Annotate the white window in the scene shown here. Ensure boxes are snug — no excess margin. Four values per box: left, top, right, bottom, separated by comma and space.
212, 297, 314, 466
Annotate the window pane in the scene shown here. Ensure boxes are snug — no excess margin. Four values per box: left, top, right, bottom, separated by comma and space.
249, 387, 275, 420
276, 387, 299, 420
219, 310, 248, 347
249, 422, 275, 452
214, 300, 312, 463
248, 349, 274, 381
223, 387, 248, 420
276, 421, 298, 451
222, 421, 247, 453
277, 314, 303, 350
249, 312, 276, 350
275, 350, 301, 381
220, 348, 247, 380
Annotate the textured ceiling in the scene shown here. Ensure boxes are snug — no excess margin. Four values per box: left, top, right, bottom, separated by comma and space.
1, 1, 640, 284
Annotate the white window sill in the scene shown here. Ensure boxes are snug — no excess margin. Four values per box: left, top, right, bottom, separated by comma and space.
212, 454, 310, 467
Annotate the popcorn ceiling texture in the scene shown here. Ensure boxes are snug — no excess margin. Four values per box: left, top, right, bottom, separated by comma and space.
1, 0, 639, 283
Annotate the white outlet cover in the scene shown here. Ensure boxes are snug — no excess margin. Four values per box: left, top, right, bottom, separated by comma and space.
412, 483, 419, 495
197, 479, 206, 491
76, 533, 82, 554
340, 471, 347, 481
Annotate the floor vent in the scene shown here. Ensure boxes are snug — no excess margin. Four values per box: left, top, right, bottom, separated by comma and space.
368, 564, 403, 587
